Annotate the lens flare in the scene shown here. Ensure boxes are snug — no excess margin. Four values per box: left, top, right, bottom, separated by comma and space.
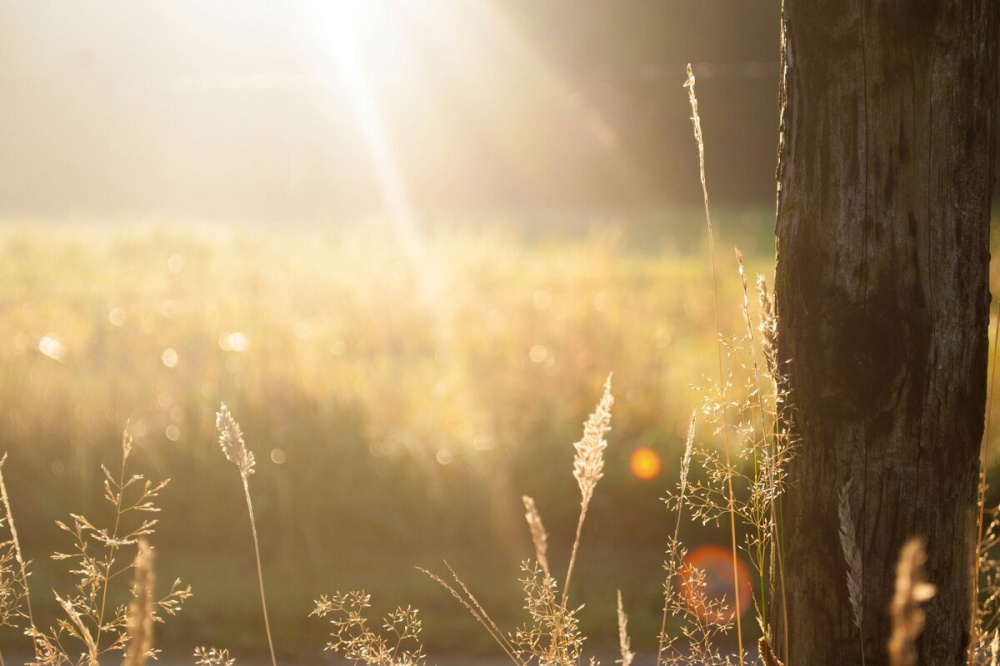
629, 447, 661, 481
680, 545, 753, 624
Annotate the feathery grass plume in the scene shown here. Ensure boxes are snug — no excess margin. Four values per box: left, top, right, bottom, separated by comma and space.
217, 403, 255, 479
215, 404, 276, 666
616, 590, 634, 666
838, 480, 865, 664
125, 539, 154, 666
837, 480, 864, 629
888, 538, 936, 666
685, 61, 744, 663
679, 412, 695, 499
194, 647, 236, 666
522, 496, 550, 578
563, 374, 613, 604
56, 592, 99, 666
572, 374, 613, 508
756, 275, 778, 377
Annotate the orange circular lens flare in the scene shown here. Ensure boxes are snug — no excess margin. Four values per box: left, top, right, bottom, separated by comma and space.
679, 545, 753, 624
629, 447, 661, 481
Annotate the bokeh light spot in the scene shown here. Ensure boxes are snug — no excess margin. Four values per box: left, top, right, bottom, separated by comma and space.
165, 425, 181, 442
161, 348, 179, 368
529, 344, 549, 363
270, 448, 287, 465
629, 447, 661, 481
168, 254, 185, 273
219, 332, 249, 352
108, 308, 127, 327
680, 545, 753, 624
38, 335, 67, 362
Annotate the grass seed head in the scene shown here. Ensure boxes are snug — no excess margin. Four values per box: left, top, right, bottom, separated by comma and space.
616, 589, 635, 666
216, 404, 255, 478
573, 375, 613, 507
522, 495, 550, 578
888, 538, 936, 666
837, 480, 864, 630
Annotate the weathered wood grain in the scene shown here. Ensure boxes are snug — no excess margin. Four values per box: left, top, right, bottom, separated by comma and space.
773, 2, 998, 664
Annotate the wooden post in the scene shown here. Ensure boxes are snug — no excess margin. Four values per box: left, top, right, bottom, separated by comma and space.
773, 1, 998, 663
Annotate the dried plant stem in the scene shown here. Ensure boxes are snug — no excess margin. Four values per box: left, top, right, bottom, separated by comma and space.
616, 590, 635, 666
656, 412, 695, 666
216, 405, 276, 666
0, 454, 38, 655
95, 440, 130, 650
973, 308, 1000, 665
563, 506, 588, 607
419, 566, 522, 665
838, 481, 866, 666
685, 62, 744, 662
737, 249, 769, 629
563, 376, 613, 606
242, 476, 277, 666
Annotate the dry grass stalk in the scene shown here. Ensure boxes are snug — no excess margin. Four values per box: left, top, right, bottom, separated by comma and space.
194, 647, 236, 666
616, 590, 634, 666
838, 480, 866, 665
56, 592, 99, 666
216, 404, 276, 666
679, 412, 695, 500
0, 453, 36, 639
522, 496, 550, 578
973, 310, 1000, 666
837, 480, 864, 630
311, 590, 427, 665
124, 539, 155, 666
757, 276, 778, 377
685, 61, 744, 663
888, 538, 936, 666
217, 403, 255, 479
758, 635, 784, 666
418, 565, 521, 665
656, 411, 696, 666
563, 375, 614, 605
736, 247, 775, 632
22, 429, 188, 666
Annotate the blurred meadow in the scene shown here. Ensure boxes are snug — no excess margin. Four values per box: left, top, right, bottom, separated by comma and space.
0, 215, 777, 657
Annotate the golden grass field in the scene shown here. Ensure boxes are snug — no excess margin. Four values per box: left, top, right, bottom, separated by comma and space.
1, 214, 998, 661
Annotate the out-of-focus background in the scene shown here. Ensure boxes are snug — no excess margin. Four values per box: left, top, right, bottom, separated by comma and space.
0, 1, 996, 660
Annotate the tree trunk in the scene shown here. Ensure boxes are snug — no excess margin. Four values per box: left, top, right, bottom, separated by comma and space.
772, 2, 998, 665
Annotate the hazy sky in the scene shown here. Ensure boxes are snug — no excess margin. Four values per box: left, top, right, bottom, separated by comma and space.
0, 1, 782, 223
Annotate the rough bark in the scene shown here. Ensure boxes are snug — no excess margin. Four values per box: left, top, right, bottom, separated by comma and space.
772, 2, 998, 665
